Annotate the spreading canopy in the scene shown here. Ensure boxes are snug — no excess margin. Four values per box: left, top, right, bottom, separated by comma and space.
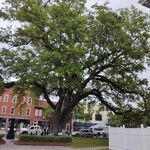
0, 0, 150, 132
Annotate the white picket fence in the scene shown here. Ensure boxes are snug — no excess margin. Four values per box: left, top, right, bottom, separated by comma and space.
109, 126, 150, 150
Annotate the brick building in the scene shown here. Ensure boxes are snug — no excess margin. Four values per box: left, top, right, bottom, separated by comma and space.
0, 88, 108, 133
0, 88, 51, 129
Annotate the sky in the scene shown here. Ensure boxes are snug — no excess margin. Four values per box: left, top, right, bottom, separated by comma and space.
86, 0, 149, 13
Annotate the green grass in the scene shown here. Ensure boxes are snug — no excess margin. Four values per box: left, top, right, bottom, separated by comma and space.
71, 137, 108, 148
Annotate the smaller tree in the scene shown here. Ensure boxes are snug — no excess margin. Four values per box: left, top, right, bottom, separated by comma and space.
137, 87, 150, 127
72, 102, 92, 121
108, 86, 150, 128
108, 112, 125, 127
43, 106, 54, 118
108, 110, 143, 127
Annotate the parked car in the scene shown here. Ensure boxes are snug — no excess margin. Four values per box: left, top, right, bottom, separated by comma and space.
78, 129, 93, 137
19, 128, 28, 134
27, 125, 42, 135
71, 131, 80, 136
89, 127, 108, 138
19, 125, 43, 135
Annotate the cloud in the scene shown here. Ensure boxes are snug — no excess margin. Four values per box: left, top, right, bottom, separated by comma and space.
86, 0, 149, 13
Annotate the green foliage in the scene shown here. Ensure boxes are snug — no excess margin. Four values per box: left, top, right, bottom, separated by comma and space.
108, 87, 150, 127
0, 134, 4, 141
108, 110, 145, 127
43, 106, 54, 118
0, 0, 150, 133
0, 81, 4, 95
73, 103, 92, 121
108, 112, 126, 127
19, 135, 72, 143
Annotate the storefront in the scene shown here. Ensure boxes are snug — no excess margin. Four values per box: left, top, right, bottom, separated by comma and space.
0, 117, 30, 129
0, 118, 6, 129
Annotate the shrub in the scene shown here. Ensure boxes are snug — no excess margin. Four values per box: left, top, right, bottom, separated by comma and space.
19, 135, 72, 143
0, 134, 4, 141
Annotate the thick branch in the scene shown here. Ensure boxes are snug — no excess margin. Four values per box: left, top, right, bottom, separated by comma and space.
43, 0, 51, 7
81, 64, 117, 90
33, 82, 56, 109
95, 75, 140, 95
90, 89, 127, 117
81, 51, 125, 90
60, 91, 82, 119
56, 89, 66, 110
4, 82, 16, 88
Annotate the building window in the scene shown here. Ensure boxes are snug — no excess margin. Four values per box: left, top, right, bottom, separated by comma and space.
35, 109, 38, 116
4, 94, 9, 102
28, 97, 32, 104
39, 109, 42, 117
1, 106, 6, 114
35, 108, 43, 117
26, 109, 30, 116
10, 107, 14, 115
95, 114, 102, 121
13, 95, 17, 103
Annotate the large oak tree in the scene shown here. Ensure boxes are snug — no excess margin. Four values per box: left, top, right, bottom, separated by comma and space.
0, 0, 150, 134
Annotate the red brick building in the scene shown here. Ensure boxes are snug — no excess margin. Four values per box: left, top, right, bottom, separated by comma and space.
0, 88, 51, 129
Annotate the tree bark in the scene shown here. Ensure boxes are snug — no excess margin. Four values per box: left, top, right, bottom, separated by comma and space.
50, 108, 66, 135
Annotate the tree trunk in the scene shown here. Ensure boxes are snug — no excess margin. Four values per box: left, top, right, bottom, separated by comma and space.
50, 109, 66, 135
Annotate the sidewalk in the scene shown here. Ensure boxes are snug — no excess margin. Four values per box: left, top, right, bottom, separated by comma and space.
0, 140, 109, 150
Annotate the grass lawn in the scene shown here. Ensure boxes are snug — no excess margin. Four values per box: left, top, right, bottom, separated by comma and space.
71, 137, 108, 148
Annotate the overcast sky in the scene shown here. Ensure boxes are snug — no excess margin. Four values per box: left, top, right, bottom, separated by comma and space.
86, 0, 149, 13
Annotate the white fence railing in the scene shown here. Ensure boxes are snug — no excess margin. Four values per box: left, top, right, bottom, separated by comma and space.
109, 126, 150, 150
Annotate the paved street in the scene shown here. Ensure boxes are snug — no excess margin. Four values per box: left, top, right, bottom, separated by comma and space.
0, 140, 108, 150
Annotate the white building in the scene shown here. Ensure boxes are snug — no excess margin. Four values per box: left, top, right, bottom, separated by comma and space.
72, 101, 109, 132
85, 101, 108, 125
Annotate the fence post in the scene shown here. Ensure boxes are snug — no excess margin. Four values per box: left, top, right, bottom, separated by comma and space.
141, 124, 144, 150
109, 126, 111, 150
123, 125, 125, 150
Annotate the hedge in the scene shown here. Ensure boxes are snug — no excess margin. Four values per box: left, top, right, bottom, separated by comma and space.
19, 135, 72, 143
0, 134, 4, 141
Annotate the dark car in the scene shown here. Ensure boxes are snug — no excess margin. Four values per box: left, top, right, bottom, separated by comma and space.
79, 129, 93, 137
